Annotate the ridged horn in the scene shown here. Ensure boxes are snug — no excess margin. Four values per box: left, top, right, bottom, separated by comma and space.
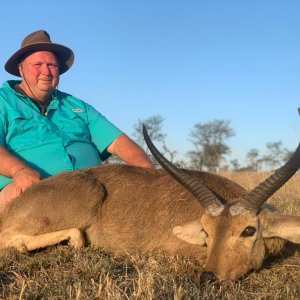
239, 142, 300, 212
142, 124, 223, 211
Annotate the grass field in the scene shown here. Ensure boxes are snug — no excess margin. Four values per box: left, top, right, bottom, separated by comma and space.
0, 172, 299, 299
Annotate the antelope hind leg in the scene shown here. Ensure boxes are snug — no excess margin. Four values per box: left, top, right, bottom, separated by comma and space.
0, 228, 85, 253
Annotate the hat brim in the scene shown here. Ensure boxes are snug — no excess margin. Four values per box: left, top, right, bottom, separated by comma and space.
5, 42, 74, 76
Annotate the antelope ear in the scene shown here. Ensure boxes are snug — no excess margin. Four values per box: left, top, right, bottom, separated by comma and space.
261, 212, 300, 244
172, 221, 206, 245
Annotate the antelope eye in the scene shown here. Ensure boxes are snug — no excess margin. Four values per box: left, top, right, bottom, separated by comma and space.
241, 226, 256, 237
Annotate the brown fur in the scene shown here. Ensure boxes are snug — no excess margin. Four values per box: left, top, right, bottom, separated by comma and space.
0, 164, 298, 281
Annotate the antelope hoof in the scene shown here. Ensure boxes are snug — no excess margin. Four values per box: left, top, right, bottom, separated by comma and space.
68, 228, 85, 249
199, 271, 217, 286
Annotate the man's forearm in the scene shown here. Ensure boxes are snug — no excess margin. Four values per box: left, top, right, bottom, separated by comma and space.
107, 134, 155, 168
0, 145, 31, 178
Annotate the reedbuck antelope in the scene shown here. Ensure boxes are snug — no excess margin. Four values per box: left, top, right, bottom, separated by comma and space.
0, 125, 300, 283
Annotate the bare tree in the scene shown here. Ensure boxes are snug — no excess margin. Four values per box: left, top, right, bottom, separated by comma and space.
260, 141, 284, 170
282, 149, 294, 163
230, 159, 240, 172
187, 150, 203, 170
189, 119, 235, 173
162, 144, 178, 163
107, 115, 167, 165
133, 115, 166, 149
246, 148, 260, 171
132, 115, 177, 163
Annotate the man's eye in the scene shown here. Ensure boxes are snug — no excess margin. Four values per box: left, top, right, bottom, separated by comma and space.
48, 64, 58, 69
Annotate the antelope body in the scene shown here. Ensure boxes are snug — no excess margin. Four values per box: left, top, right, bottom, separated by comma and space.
0, 127, 300, 282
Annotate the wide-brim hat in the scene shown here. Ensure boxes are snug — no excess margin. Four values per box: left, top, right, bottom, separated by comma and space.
5, 30, 74, 76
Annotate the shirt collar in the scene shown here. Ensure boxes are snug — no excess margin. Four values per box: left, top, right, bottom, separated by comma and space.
5, 80, 60, 108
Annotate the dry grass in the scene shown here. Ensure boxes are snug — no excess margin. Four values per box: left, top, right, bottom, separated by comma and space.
0, 172, 299, 299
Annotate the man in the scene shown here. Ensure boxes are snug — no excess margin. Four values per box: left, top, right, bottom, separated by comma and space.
0, 30, 154, 210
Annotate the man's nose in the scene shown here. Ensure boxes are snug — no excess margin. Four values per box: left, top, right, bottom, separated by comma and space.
40, 64, 52, 74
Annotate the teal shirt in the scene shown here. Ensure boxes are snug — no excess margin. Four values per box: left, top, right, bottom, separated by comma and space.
0, 80, 123, 189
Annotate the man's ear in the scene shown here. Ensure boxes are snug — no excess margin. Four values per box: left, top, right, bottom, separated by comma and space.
18, 64, 24, 77
172, 220, 206, 245
260, 211, 300, 244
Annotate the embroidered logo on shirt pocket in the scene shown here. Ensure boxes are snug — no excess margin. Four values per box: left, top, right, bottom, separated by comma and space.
72, 108, 83, 113
58, 112, 89, 140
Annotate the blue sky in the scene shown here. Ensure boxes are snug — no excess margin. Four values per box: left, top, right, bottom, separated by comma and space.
1, 0, 300, 165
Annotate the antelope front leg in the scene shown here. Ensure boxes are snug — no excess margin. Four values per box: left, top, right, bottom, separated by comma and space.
0, 228, 85, 253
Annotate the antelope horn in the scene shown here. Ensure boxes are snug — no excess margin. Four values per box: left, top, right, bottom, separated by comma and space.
143, 124, 223, 212
239, 142, 300, 212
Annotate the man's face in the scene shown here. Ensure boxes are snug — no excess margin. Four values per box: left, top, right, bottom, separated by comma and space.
18, 51, 60, 99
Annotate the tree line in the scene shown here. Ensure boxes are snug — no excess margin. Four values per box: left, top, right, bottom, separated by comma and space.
110, 115, 294, 173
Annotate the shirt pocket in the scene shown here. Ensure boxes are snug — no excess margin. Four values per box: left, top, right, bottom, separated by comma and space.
57, 112, 90, 140
6, 109, 37, 149
8, 108, 34, 130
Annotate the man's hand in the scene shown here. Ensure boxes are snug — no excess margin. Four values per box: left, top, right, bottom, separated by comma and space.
0, 146, 43, 209
12, 167, 42, 195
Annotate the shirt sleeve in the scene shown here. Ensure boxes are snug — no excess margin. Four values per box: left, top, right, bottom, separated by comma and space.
86, 103, 123, 161
0, 102, 6, 146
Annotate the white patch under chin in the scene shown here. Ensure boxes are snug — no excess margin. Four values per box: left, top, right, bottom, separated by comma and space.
229, 203, 249, 216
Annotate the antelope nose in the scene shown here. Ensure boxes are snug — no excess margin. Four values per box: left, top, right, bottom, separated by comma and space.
200, 271, 217, 285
